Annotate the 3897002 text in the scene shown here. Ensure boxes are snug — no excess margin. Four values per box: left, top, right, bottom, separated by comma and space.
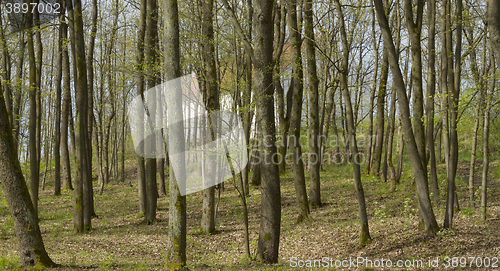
4, 2, 60, 15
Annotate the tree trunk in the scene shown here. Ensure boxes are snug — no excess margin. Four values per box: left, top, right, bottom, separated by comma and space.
0, 86, 56, 268
200, 0, 218, 234
374, 0, 439, 235
426, 0, 439, 206
60, 0, 73, 191
335, 0, 371, 245
481, 51, 495, 221
371, 49, 387, 176
164, 0, 187, 268
27, 4, 39, 215
253, 0, 281, 263
136, 0, 147, 215
144, 0, 158, 225
68, 0, 91, 233
53, 3, 64, 196
487, 0, 500, 63
288, 0, 310, 223
304, 0, 321, 208
444, 0, 462, 229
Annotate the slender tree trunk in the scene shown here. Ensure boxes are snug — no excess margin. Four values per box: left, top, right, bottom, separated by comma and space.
200, 0, 218, 234
86, 0, 98, 218
304, 0, 321, 208
144, 0, 158, 224
375, 0, 439, 235
164, 0, 187, 267
60, 0, 72, 191
481, 51, 495, 221
253, 0, 281, 263
288, 0, 310, 223
68, 0, 91, 233
53, 4, 64, 196
444, 0, 462, 229
366, 6, 379, 173
0, 87, 56, 268
27, 3, 39, 216
426, 0, 439, 206
371, 49, 387, 176
13, 32, 25, 150
335, 0, 371, 245
136, 0, 147, 215
487, 0, 500, 63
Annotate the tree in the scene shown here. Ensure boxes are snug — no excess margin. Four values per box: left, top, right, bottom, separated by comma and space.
487, 0, 500, 63
164, 0, 187, 268
254, 0, 281, 261
67, 0, 92, 233
374, 0, 439, 235
200, 0, 218, 234
334, 0, 371, 245
304, 0, 321, 208
144, 0, 158, 224
60, 0, 73, 191
0, 78, 56, 268
288, 0, 310, 223
53, 0, 64, 196
426, 0, 439, 207
136, 0, 147, 215
27, 0, 39, 215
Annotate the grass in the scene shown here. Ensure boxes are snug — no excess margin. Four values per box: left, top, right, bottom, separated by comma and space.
0, 153, 500, 270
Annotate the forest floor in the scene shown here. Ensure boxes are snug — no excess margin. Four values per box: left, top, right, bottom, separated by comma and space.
1, 156, 500, 270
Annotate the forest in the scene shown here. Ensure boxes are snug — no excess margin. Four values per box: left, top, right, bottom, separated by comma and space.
0, 0, 500, 269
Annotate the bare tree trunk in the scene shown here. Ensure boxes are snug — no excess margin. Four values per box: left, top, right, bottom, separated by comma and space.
0, 87, 56, 268
375, 0, 439, 235
53, 3, 65, 196
481, 50, 495, 221
164, 0, 187, 267
365, 6, 379, 174
426, 0, 439, 206
288, 0, 310, 223
487, 0, 500, 63
68, 0, 91, 233
304, 0, 321, 208
27, 2, 39, 216
144, 0, 158, 224
136, 0, 147, 215
200, 0, 218, 234
335, 0, 371, 245
60, 0, 73, 191
444, 0, 462, 229
253, 0, 281, 262
12, 32, 25, 150
371, 49, 387, 176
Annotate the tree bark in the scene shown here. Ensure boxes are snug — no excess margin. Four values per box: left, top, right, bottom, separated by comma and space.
144, 0, 158, 225
487, 0, 500, 63
60, 0, 73, 191
200, 0, 218, 234
26, 1, 39, 215
304, 0, 321, 208
164, 0, 187, 268
136, 0, 147, 215
426, 0, 439, 207
0, 83, 56, 268
288, 0, 310, 223
335, 0, 371, 245
254, 0, 281, 263
374, 0, 439, 235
